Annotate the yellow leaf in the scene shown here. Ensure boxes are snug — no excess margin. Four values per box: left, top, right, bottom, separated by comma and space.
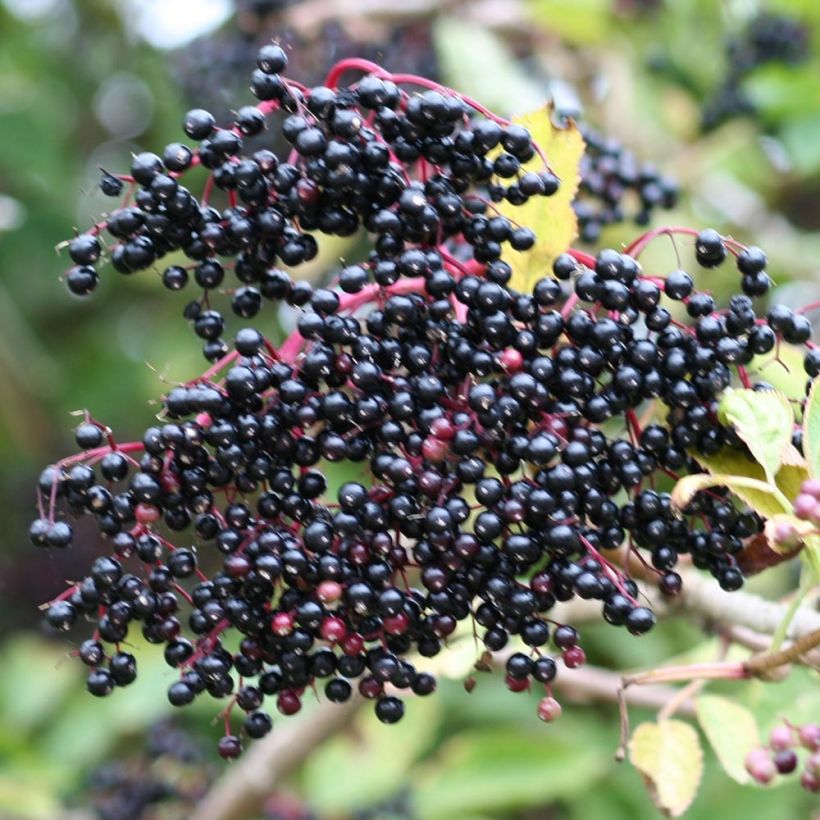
494, 108, 584, 294
629, 720, 703, 818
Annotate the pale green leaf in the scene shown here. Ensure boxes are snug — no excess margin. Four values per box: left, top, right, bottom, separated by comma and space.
695, 695, 760, 785
747, 345, 809, 408
433, 18, 544, 115
717, 388, 794, 482
802, 377, 820, 481
692, 448, 805, 520
629, 720, 703, 818
671, 473, 776, 511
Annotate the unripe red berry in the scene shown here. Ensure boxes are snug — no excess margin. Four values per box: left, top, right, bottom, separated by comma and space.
562, 646, 586, 668
537, 696, 562, 722
745, 748, 776, 784
769, 725, 794, 751
277, 690, 301, 715
271, 611, 294, 636
320, 616, 347, 643
799, 724, 820, 751
505, 674, 530, 693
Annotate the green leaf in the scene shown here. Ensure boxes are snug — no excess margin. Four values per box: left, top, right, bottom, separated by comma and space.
695, 695, 760, 785
433, 18, 544, 114
0, 636, 77, 734
717, 388, 794, 482
301, 695, 443, 814
671, 472, 777, 511
743, 65, 820, 122
414, 725, 608, 819
747, 345, 809, 407
629, 720, 703, 817
494, 108, 584, 294
802, 377, 820, 481
526, 0, 611, 45
740, 666, 820, 740
0, 772, 63, 820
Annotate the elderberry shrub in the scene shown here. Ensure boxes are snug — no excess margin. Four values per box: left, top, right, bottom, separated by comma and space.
174, 4, 439, 123
700, 11, 810, 131
84, 719, 215, 819
35, 50, 818, 758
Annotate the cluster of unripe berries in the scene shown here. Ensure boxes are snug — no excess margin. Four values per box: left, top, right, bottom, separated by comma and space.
793, 479, 820, 527
745, 722, 820, 793
33, 47, 819, 757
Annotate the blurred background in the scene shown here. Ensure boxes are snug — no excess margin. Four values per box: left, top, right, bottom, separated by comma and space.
0, 0, 819, 817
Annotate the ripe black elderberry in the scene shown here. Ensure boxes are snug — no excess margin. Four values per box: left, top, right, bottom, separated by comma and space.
33, 51, 817, 758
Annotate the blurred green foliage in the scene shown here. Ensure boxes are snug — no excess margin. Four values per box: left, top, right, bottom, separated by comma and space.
0, 0, 818, 818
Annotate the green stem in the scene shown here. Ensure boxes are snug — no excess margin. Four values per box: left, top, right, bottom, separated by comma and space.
770, 561, 816, 651
771, 487, 794, 513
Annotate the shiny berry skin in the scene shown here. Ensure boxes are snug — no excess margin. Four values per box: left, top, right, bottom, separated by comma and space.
217, 735, 242, 759
773, 749, 798, 774
257, 44, 288, 74
183, 108, 215, 140
626, 607, 656, 635
375, 696, 404, 724
695, 229, 726, 267
87, 669, 115, 697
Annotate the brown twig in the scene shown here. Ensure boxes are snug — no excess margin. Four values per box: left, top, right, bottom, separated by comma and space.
745, 626, 820, 677
190, 695, 362, 820
552, 664, 697, 717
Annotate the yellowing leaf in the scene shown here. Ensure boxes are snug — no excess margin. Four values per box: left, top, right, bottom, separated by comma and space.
780, 443, 806, 468
671, 473, 776, 511
717, 388, 794, 482
692, 448, 805, 520
695, 695, 760, 784
803, 377, 820, 481
495, 109, 584, 294
629, 720, 703, 818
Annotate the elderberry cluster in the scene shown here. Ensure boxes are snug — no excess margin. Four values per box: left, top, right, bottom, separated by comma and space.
85, 721, 210, 820
701, 11, 810, 131
175, 5, 438, 123
575, 127, 678, 242
33, 50, 819, 758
